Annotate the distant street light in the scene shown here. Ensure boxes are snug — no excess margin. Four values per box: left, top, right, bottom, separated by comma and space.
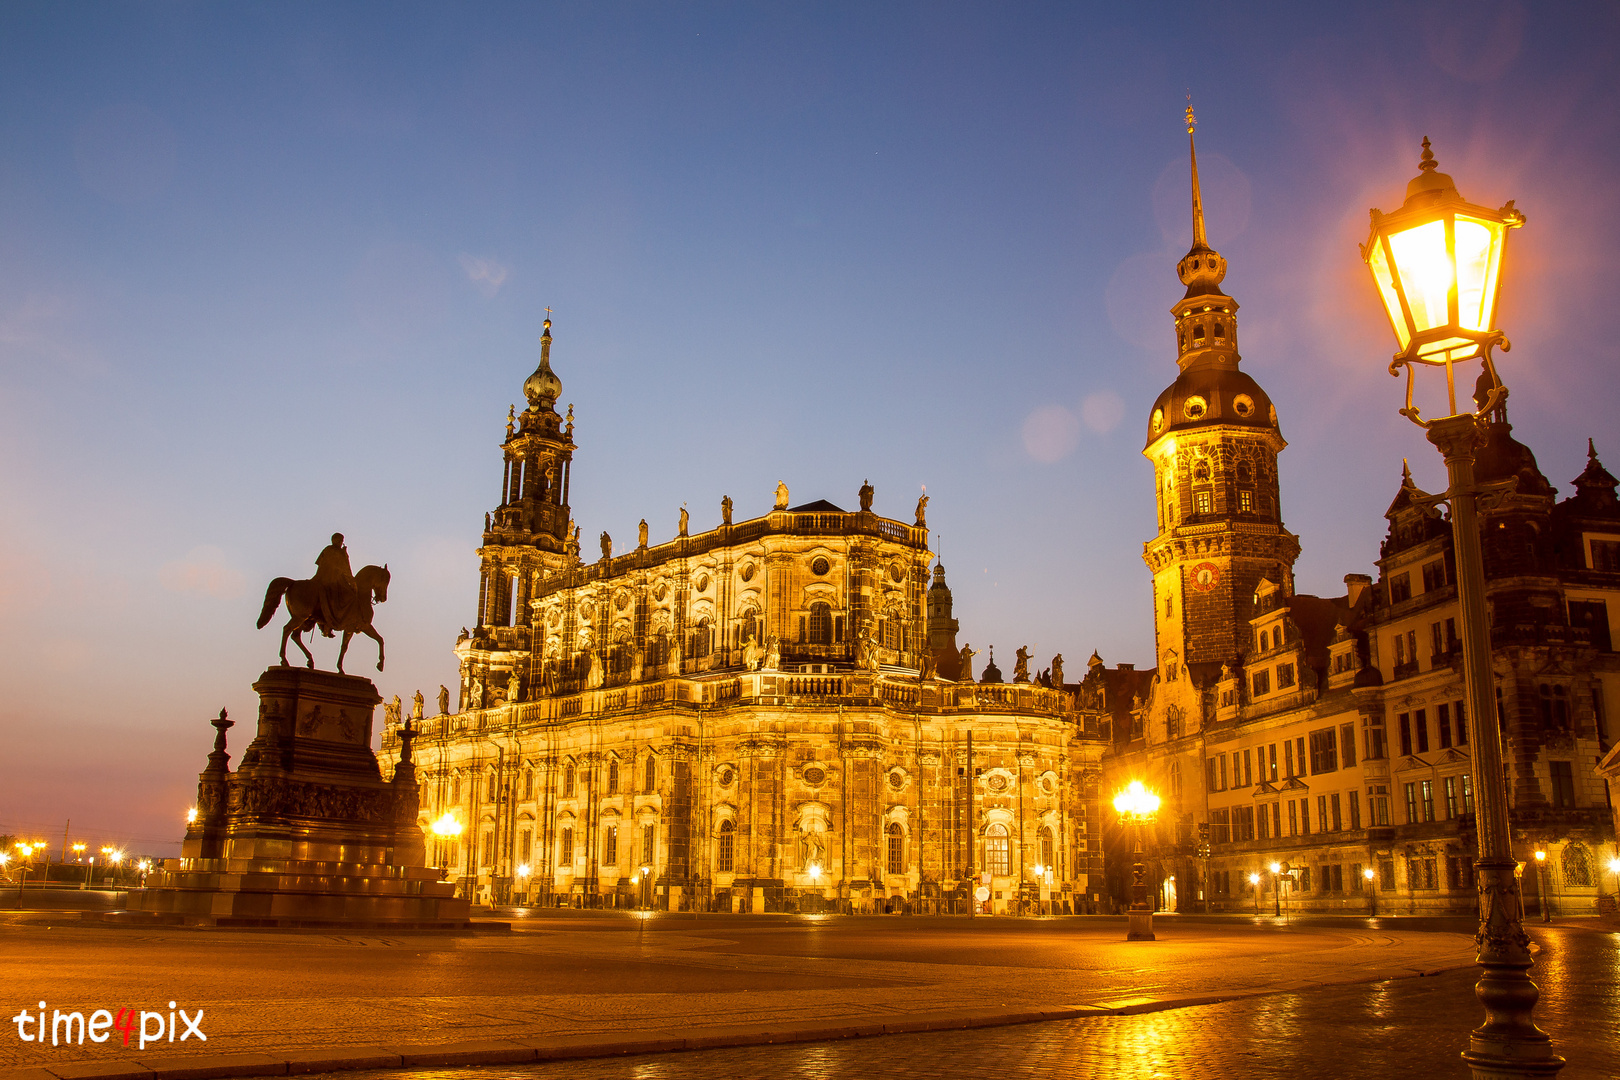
1269, 862, 1283, 918
186, 807, 199, 825
1533, 850, 1550, 924
1365, 867, 1378, 917
1248, 872, 1260, 915
1362, 138, 1558, 1079
1113, 780, 1161, 941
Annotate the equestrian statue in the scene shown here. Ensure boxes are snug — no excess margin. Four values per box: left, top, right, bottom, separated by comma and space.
256, 533, 390, 674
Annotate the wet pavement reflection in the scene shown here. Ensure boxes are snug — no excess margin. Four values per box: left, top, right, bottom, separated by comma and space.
327, 926, 1617, 1080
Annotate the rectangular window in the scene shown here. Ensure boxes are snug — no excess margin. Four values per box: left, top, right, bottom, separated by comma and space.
1211, 808, 1230, 844
1288, 801, 1298, 836
1390, 572, 1411, 603
1207, 757, 1219, 792
1244, 749, 1253, 787
1269, 744, 1278, 781
1422, 560, 1448, 592
519, 829, 532, 865
1379, 857, 1395, 892
1404, 782, 1418, 824
1444, 776, 1458, 819
1340, 723, 1357, 767
561, 827, 574, 864
1240, 490, 1253, 512
1348, 789, 1361, 830
1420, 779, 1435, 822
1399, 712, 1413, 757
1590, 537, 1620, 572
643, 824, 656, 867
1456, 699, 1468, 745
1298, 738, 1306, 777
1431, 620, 1444, 657
985, 831, 1011, 875
1277, 663, 1296, 689
1351, 862, 1364, 892
1415, 709, 1429, 754
604, 824, 618, 867
1300, 798, 1311, 835
1285, 740, 1295, 778
1258, 803, 1270, 840
1438, 703, 1453, 749
1219, 755, 1228, 791
1195, 491, 1212, 514
1317, 795, 1328, 833
1253, 670, 1271, 697
1332, 864, 1343, 893
481, 831, 493, 868
1271, 802, 1281, 838
1309, 728, 1338, 774
1462, 773, 1474, 815
1330, 792, 1342, 831
1549, 761, 1576, 808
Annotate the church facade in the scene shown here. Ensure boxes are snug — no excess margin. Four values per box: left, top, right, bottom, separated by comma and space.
381, 322, 1108, 914
1098, 129, 1619, 917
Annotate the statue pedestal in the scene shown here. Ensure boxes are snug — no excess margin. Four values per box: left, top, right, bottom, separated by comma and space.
126, 668, 470, 929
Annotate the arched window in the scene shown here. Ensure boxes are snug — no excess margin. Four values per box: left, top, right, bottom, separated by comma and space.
1562, 842, 1593, 887
1039, 825, 1054, 871
607, 759, 620, 794
808, 602, 832, 645
692, 618, 712, 659
717, 820, 734, 873
985, 823, 1011, 876
886, 823, 904, 875
559, 826, 574, 865
1166, 705, 1183, 740
451, 773, 461, 804
522, 768, 533, 801
644, 755, 657, 793
563, 763, 576, 798
603, 824, 618, 867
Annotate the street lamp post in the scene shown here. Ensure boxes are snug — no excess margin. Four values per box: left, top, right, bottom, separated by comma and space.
1365, 866, 1378, 917
1248, 872, 1260, 915
1269, 862, 1282, 917
430, 813, 464, 885
1532, 850, 1550, 923
1362, 139, 1561, 1078
1113, 780, 1160, 941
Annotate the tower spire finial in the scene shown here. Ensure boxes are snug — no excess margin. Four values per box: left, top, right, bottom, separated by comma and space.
1187, 93, 1208, 250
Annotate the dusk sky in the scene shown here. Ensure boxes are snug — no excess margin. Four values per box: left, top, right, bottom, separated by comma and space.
3, 2, 1616, 856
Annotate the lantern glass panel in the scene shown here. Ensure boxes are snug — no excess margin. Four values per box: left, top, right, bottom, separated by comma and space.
1456, 215, 1505, 334
1388, 219, 1452, 335
1367, 238, 1409, 350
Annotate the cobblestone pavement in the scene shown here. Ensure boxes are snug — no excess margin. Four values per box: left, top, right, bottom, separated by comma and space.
0, 913, 1480, 1068
327, 926, 1619, 1080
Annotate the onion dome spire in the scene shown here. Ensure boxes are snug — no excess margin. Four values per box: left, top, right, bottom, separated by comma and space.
523, 317, 563, 413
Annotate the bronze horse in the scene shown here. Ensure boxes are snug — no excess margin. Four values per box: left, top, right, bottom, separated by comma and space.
257, 564, 390, 674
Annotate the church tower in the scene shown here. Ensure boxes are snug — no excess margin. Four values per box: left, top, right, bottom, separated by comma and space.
457, 319, 578, 710
1142, 109, 1299, 674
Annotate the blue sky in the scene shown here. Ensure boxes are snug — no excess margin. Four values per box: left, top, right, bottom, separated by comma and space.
2, 1, 1616, 854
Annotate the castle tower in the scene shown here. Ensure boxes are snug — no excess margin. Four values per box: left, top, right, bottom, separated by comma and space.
458, 319, 578, 710
1142, 108, 1299, 671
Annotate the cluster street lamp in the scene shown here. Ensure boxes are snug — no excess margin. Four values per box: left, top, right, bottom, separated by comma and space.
1362, 139, 1561, 1078
1113, 780, 1161, 941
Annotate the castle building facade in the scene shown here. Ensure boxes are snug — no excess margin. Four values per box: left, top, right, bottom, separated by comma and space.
382, 325, 1107, 914
1101, 129, 1618, 916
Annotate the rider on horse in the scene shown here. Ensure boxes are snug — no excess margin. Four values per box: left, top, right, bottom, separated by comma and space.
313, 533, 356, 638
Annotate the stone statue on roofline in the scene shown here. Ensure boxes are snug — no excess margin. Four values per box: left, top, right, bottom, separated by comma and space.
859, 479, 874, 512
721, 495, 733, 525
775, 481, 789, 510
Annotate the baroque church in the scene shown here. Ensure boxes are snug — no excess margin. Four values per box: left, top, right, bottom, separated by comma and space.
382, 124, 1618, 916
382, 322, 1107, 914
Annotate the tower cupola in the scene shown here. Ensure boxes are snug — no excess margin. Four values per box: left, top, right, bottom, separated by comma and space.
523, 319, 563, 414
